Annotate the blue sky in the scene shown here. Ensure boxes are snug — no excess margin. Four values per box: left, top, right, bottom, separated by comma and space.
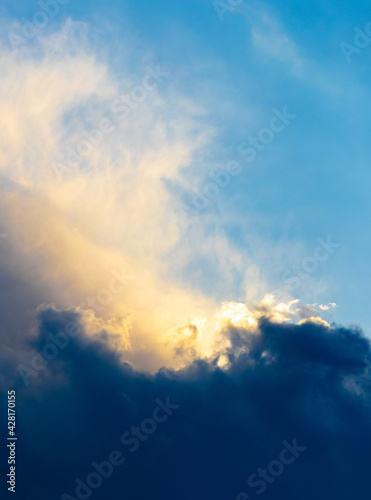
132, 0, 369, 331
58, 0, 371, 332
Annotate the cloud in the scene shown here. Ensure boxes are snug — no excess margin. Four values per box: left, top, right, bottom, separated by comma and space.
1, 19, 339, 372
250, 10, 304, 73
1, 308, 371, 499
241, 2, 344, 96
0, 19, 224, 370
319, 302, 337, 311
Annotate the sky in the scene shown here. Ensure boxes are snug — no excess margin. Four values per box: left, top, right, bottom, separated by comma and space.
0, 0, 371, 499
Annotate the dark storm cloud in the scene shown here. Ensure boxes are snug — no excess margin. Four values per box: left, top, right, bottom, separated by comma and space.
1, 309, 371, 500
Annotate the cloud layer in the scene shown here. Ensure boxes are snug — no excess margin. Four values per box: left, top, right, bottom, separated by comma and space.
0, 20, 223, 370
0, 20, 340, 372
1, 309, 371, 499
